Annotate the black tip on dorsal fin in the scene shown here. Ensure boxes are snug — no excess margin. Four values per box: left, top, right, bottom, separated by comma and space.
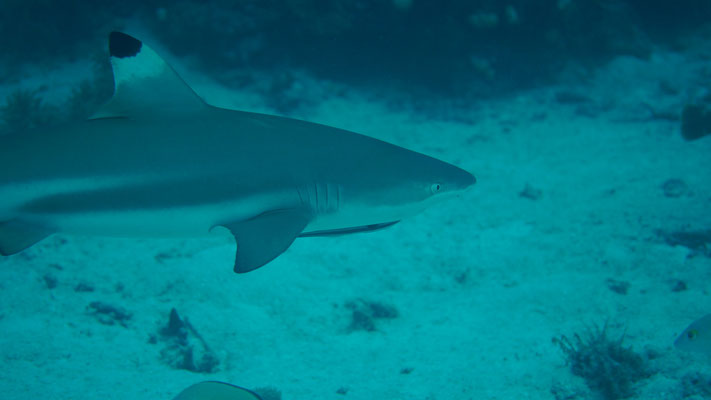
92, 31, 207, 120
109, 31, 142, 59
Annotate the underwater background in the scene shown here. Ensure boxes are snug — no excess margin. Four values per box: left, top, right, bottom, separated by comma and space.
1, 1, 711, 399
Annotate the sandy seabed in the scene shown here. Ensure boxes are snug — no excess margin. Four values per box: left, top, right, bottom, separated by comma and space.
1, 48, 710, 400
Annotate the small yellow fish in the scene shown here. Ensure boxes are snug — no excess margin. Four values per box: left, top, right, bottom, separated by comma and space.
675, 314, 711, 354
174, 381, 262, 400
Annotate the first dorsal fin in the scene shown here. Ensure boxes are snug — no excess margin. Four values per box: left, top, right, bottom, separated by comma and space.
91, 32, 206, 120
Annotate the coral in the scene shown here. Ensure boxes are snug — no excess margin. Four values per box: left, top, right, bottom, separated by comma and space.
154, 308, 219, 373
553, 323, 652, 400
67, 54, 114, 120
0, 88, 57, 134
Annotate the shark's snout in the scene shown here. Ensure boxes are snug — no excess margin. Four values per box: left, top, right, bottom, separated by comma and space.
449, 166, 476, 192
462, 170, 476, 188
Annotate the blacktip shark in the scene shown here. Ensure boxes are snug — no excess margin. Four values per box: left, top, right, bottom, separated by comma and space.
0, 32, 475, 273
173, 381, 262, 400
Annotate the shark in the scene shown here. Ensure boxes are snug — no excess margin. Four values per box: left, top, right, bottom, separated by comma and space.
0, 32, 475, 273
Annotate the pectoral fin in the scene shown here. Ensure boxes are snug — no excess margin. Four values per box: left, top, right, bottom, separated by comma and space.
221, 209, 310, 273
0, 220, 51, 256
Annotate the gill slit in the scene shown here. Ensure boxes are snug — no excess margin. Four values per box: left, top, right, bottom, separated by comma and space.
297, 183, 342, 214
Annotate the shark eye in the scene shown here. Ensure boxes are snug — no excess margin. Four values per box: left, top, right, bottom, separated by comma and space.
430, 183, 442, 194
688, 329, 698, 340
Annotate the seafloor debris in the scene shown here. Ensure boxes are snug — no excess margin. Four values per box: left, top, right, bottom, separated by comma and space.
660, 178, 690, 198
659, 229, 711, 257
519, 184, 543, 200
87, 301, 132, 327
669, 279, 687, 292
345, 299, 399, 332
680, 372, 711, 398
550, 381, 588, 400
74, 282, 94, 292
253, 386, 282, 400
604, 278, 630, 295
43, 273, 58, 289
152, 308, 219, 373
553, 323, 652, 400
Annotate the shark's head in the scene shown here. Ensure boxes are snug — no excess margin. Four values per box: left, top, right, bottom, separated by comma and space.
333, 147, 475, 228
385, 151, 475, 209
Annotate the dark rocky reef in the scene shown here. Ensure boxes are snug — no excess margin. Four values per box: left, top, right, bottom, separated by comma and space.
2, 1, 710, 99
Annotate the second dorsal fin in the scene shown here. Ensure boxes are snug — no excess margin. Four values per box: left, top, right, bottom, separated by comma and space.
91, 32, 206, 120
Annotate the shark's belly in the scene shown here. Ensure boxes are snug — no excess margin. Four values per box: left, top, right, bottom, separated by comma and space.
7, 184, 301, 238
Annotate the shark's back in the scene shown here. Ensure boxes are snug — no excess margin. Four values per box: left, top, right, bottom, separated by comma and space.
0, 105, 415, 189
